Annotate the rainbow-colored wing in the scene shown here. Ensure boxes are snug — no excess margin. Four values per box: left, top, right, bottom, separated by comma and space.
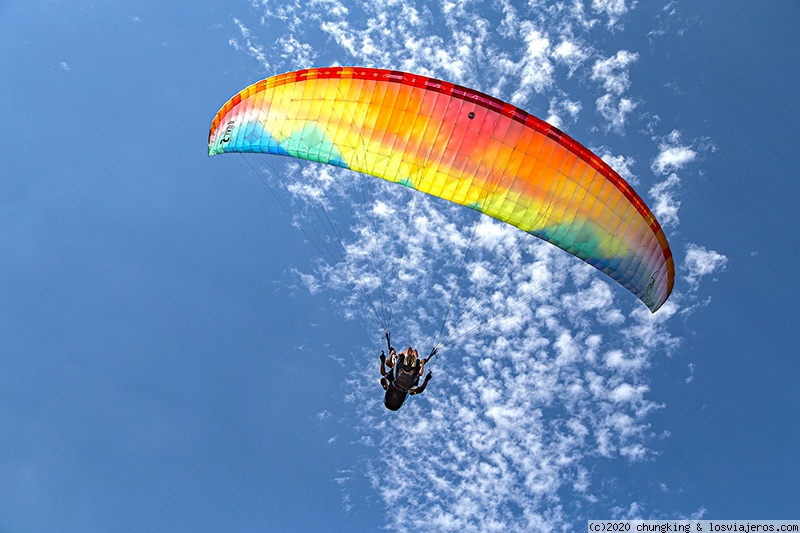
209, 67, 674, 312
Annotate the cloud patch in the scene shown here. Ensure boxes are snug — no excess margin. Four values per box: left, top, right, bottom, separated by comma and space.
683, 244, 728, 291
652, 130, 698, 175
225, 0, 720, 528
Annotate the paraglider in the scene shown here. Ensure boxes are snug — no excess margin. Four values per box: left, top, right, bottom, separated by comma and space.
208, 66, 675, 409
208, 67, 674, 311
378, 331, 434, 411
380, 339, 433, 411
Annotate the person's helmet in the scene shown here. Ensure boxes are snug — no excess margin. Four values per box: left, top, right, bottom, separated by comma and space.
403, 349, 418, 368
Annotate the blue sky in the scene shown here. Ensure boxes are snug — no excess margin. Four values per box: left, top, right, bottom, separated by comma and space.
1, 0, 798, 531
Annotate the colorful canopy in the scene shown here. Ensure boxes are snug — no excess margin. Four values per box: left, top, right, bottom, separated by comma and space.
209, 67, 674, 311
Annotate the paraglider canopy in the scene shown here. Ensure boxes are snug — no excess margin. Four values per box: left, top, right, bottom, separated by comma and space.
209, 66, 674, 312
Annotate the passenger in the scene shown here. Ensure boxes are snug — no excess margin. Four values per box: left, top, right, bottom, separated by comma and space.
380, 345, 432, 411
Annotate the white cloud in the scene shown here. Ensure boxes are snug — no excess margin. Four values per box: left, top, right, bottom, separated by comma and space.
652, 130, 697, 175
605, 349, 648, 374
591, 50, 638, 95
304, 188, 675, 529
590, 50, 639, 131
292, 268, 321, 294
225, 0, 716, 528
683, 244, 728, 291
653, 145, 696, 175
649, 173, 681, 227
609, 382, 648, 403
545, 96, 582, 129
509, 22, 555, 105
228, 18, 271, 70
254, 167, 675, 528
552, 39, 589, 75
646, 130, 715, 228
596, 94, 638, 132
592, 0, 636, 28
276, 34, 315, 66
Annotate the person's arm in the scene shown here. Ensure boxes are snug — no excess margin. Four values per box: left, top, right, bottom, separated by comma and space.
380, 350, 389, 377
409, 371, 432, 395
385, 331, 395, 367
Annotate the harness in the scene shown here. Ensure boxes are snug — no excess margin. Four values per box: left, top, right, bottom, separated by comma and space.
392, 361, 421, 392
